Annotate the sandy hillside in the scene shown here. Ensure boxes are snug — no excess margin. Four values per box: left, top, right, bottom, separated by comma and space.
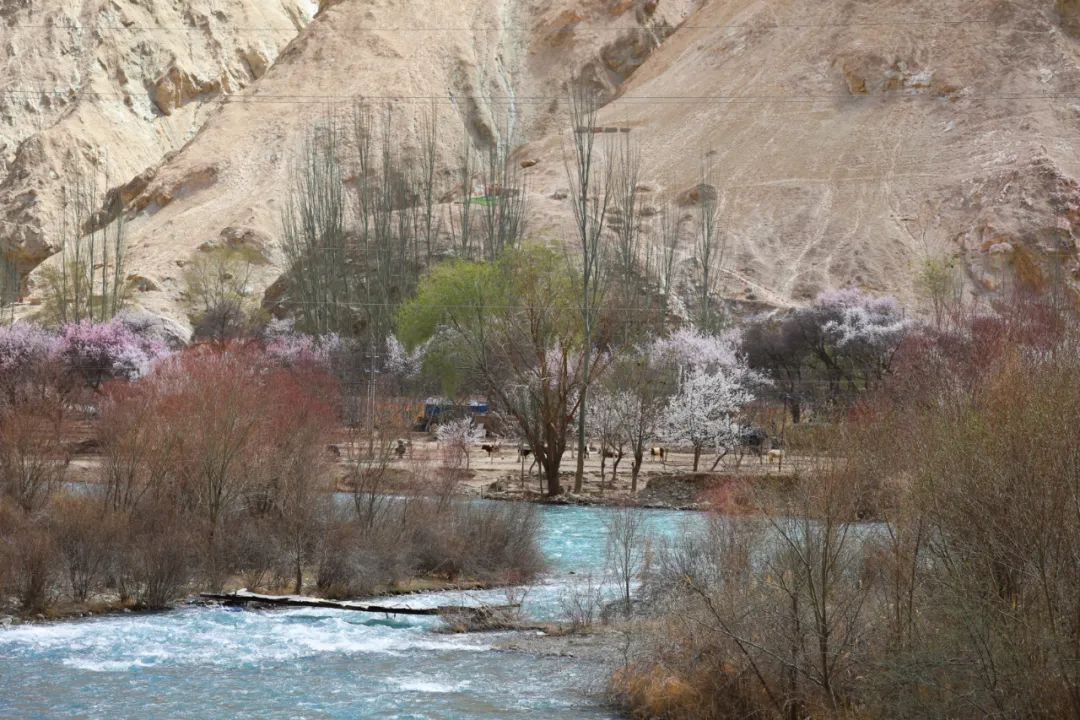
4, 0, 1080, 330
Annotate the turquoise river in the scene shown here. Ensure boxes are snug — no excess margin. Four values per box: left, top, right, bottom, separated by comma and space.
0, 504, 698, 719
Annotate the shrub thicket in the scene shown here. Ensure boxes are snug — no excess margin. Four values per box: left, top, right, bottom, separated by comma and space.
0, 335, 543, 615
615, 295, 1080, 720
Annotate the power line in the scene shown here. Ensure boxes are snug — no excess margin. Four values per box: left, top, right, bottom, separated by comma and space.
0, 172, 979, 238
279, 299, 678, 312
2, 19, 1001, 33
8, 23, 299, 32
3, 88, 1078, 105
0, 298, 769, 321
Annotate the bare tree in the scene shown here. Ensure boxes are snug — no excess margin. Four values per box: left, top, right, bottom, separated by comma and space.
478, 125, 528, 261
0, 397, 68, 513
605, 506, 649, 617
42, 161, 128, 324
760, 472, 873, 714
282, 102, 430, 347
49, 495, 119, 602
566, 85, 615, 493
606, 132, 653, 345
636, 465, 874, 718
0, 252, 17, 324
353, 102, 428, 345
449, 125, 477, 259
656, 198, 682, 332
268, 398, 334, 594
610, 133, 643, 283
98, 386, 177, 514
345, 394, 412, 527
416, 100, 442, 262
695, 156, 726, 331
560, 571, 606, 629
280, 117, 352, 336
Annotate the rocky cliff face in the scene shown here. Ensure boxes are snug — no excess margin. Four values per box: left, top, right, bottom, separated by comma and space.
547, 0, 1080, 306
1, 0, 318, 269
3, 0, 1080, 331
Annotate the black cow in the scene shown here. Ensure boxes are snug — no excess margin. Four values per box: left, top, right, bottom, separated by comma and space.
738, 427, 769, 457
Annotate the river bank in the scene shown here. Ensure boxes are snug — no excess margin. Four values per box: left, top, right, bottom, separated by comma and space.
68, 431, 811, 513
0, 576, 504, 626
3, 503, 690, 719
480, 470, 798, 511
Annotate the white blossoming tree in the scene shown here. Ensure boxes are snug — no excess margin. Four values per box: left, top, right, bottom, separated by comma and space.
586, 389, 636, 492
652, 328, 765, 472
817, 289, 909, 384
650, 326, 740, 370
660, 365, 757, 471
385, 334, 425, 380
435, 416, 486, 470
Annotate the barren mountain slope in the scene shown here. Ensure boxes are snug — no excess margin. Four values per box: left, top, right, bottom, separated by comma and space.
0, 0, 318, 274
12, 0, 694, 325
521, 0, 1080, 307
7, 0, 1080, 330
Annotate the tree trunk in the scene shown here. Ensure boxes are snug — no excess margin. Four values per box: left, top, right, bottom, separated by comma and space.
693, 446, 702, 472
575, 388, 588, 493
787, 588, 800, 720
543, 453, 562, 496
789, 396, 801, 424
574, 291, 592, 496
631, 450, 643, 493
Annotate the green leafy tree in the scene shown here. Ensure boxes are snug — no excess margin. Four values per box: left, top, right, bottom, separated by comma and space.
914, 256, 961, 330
398, 245, 606, 496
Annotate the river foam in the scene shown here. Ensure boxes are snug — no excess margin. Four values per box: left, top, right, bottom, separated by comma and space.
393, 678, 471, 693
1, 504, 696, 718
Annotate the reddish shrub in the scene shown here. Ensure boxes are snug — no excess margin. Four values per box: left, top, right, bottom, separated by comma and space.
97, 342, 340, 584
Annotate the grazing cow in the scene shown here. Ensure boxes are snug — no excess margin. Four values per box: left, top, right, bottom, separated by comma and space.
767, 449, 785, 468
481, 441, 501, 462
517, 443, 546, 491
520, 442, 550, 459
650, 446, 667, 463
738, 427, 769, 459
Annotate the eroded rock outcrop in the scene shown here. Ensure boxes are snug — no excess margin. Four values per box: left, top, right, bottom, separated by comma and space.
151, 65, 229, 116
0, 0, 317, 272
